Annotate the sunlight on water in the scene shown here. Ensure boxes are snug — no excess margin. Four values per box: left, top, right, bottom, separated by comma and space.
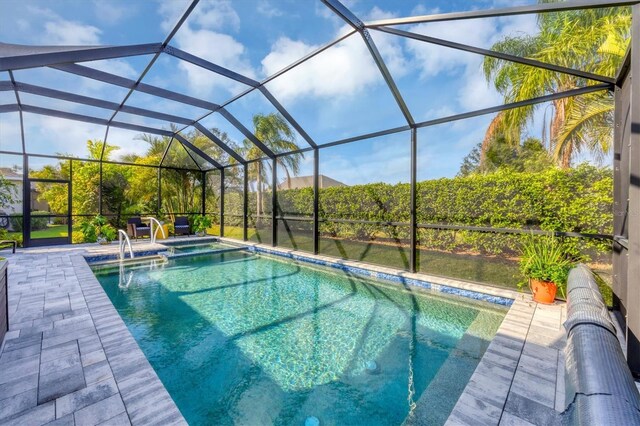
93, 252, 507, 426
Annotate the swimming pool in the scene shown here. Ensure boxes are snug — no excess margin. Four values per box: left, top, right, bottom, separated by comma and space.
92, 251, 508, 425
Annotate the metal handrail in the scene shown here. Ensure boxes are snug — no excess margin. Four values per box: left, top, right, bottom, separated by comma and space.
143, 217, 166, 243
117, 229, 134, 260
118, 262, 133, 288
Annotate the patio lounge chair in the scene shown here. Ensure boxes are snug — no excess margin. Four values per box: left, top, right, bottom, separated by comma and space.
174, 216, 191, 236
127, 217, 151, 240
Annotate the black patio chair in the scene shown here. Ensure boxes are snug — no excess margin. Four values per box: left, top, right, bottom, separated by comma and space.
174, 216, 191, 237
126, 217, 151, 240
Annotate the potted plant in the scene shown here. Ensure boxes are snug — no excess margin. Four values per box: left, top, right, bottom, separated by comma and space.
519, 234, 573, 304
192, 215, 212, 237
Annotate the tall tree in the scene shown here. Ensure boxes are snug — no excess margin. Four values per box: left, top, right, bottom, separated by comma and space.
0, 174, 16, 210
483, 5, 630, 168
459, 137, 553, 177
241, 113, 302, 217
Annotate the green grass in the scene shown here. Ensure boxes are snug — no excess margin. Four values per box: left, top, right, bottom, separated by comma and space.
9, 224, 68, 239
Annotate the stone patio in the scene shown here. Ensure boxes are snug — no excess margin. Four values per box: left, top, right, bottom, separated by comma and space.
0, 238, 568, 425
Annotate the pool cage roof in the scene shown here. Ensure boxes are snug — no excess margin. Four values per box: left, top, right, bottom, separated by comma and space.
2, 0, 640, 377
0, 0, 636, 173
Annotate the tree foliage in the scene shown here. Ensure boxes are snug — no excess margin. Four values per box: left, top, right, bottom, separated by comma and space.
242, 113, 303, 217
459, 137, 554, 176
0, 174, 17, 210
483, 4, 630, 167
273, 164, 612, 258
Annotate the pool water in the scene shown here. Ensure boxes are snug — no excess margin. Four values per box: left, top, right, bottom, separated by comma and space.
92, 252, 507, 425
164, 241, 238, 254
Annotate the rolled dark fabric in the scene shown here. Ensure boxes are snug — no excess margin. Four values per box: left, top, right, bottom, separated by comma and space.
561, 264, 640, 425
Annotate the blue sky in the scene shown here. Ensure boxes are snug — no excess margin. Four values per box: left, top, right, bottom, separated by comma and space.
0, 0, 591, 185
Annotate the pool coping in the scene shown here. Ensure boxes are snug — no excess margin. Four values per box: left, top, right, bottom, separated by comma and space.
1, 239, 566, 425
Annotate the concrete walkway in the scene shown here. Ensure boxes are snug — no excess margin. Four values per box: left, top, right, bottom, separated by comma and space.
0, 238, 568, 425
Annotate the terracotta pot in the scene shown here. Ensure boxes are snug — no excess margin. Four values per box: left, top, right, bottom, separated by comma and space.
530, 278, 557, 304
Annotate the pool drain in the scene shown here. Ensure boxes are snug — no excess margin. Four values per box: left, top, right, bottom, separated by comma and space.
365, 360, 378, 373
305, 416, 320, 426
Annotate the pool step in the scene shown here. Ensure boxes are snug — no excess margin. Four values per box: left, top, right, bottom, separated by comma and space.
159, 246, 246, 259
88, 255, 167, 267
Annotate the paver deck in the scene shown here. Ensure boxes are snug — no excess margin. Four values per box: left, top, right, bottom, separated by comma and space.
0, 240, 184, 426
0, 237, 568, 425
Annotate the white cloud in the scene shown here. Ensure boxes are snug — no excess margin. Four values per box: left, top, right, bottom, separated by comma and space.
257, 0, 284, 18
174, 27, 255, 97
92, 0, 128, 26
262, 35, 379, 102
158, 0, 252, 98
158, 0, 192, 32
403, 13, 538, 113
23, 114, 106, 156
23, 5, 104, 46
85, 59, 138, 79
262, 18, 407, 104
191, 0, 240, 32
321, 136, 411, 185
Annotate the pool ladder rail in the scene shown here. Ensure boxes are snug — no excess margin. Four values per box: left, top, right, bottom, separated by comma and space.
143, 216, 167, 244
118, 229, 134, 260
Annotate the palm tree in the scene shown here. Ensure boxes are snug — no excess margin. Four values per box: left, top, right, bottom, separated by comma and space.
241, 113, 302, 217
482, 5, 630, 168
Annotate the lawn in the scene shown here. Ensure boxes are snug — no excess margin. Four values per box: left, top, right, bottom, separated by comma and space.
9, 224, 68, 239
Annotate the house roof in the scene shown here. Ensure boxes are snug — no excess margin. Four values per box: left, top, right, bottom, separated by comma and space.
0, 167, 23, 181
277, 175, 346, 189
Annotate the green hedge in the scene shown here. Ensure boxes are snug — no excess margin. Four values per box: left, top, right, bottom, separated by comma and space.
9, 211, 51, 232
271, 165, 612, 258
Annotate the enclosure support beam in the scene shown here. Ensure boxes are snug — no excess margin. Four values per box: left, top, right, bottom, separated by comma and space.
272, 158, 278, 247
99, 162, 103, 216
157, 168, 161, 216
22, 155, 29, 248
321, 0, 414, 126
626, 3, 640, 376
0, 43, 162, 71
243, 164, 249, 241
410, 128, 418, 273
366, 0, 640, 27
313, 148, 320, 255
201, 171, 206, 218
68, 161, 73, 243
374, 26, 615, 85
220, 168, 225, 237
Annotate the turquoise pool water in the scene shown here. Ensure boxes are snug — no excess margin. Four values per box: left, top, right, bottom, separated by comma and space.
92, 252, 507, 425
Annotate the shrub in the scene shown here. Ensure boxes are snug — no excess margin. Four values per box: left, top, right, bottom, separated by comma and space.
31, 211, 50, 230
10, 211, 51, 232
80, 220, 97, 243
192, 215, 212, 233
79, 215, 118, 243
9, 215, 23, 232
274, 164, 612, 258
